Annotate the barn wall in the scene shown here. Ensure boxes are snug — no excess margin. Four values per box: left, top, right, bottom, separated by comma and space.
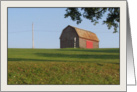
79, 38, 99, 48
60, 26, 79, 48
93, 41, 99, 48
79, 38, 86, 48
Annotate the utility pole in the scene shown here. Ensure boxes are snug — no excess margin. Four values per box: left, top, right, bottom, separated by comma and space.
32, 22, 34, 49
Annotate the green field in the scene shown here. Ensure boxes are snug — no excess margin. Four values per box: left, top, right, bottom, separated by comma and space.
8, 48, 120, 85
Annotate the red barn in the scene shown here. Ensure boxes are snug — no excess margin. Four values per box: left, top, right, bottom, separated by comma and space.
60, 25, 99, 49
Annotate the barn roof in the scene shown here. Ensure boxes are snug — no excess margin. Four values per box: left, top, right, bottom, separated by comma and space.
69, 25, 99, 42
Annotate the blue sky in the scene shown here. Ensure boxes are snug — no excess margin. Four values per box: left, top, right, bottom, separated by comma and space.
8, 8, 119, 48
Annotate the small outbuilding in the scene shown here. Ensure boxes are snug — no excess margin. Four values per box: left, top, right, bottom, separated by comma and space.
60, 25, 99, 49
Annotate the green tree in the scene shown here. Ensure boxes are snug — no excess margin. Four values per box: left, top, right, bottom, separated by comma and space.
64, 8, 119, 33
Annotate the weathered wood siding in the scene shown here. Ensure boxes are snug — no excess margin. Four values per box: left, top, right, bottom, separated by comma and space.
79, 38, 99, 48
79, 38, 86, 48
60, 26, 79, 48
93, 41, 99, 48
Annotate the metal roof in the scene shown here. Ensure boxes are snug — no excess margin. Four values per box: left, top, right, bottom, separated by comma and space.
70, 25, 99, 42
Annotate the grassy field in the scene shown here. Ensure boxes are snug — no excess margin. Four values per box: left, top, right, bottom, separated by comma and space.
8, 48, 120, 85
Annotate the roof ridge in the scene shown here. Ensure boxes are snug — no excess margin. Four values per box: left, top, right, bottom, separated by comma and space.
69, 25, 96, 35
67, 25, 99, 42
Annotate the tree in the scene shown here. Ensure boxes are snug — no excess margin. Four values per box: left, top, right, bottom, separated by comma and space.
64, 8, 120, 33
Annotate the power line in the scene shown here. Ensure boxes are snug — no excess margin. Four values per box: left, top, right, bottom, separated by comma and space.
8, 31, 118, 34
8, 30, 61, 33
8, 28, 119, 34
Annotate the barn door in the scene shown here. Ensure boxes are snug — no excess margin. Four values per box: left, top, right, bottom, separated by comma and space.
86, 41, 93, 48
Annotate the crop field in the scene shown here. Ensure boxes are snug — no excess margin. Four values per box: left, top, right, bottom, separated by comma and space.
8, 48, 120, 85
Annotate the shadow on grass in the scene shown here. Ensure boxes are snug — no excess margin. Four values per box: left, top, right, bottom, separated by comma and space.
8, 58, 119, 64
8, 58, 56, 62
35, 53, 119, 59
55, 48, 120, 53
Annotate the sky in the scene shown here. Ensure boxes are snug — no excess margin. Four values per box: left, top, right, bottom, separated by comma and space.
8, 8, 119, 49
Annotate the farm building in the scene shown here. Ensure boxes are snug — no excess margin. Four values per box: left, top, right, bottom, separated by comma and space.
60, 25, 99, 49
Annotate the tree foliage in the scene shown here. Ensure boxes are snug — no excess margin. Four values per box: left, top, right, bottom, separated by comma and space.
64, 8, 120, 33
